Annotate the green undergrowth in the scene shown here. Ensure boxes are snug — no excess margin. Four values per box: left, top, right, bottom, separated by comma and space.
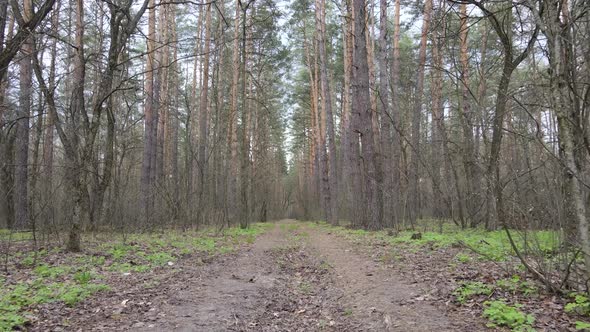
1, 222, 272, 330
453, 281, 494, 304
453, 276, 538, 303
483, 299, 535, 331
0, 275, 110, 330
564, 293, 590, 330
0, 229, 33, 241
307, 220, 560, 262
452, 279, 539, 330
303, 220, 570, 330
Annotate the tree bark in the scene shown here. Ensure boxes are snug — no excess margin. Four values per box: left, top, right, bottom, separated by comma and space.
352, 0, 383, 229
389, 0, 402, 225
141, 0, 159, 223
458, 2, 480, 226
239, 1, 252, 228
228, 0, 241, 226
340, 0, 353, 221
14, 0, 34, 229
408, 0, 432, 226
197, 3, 212, 224
316, 0, 338, 224
378, 0, 393, 226
430, 1, 444, 219
41, 0, 60, 228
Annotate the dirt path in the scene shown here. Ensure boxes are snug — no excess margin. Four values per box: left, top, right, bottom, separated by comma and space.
92, 220, 480, 331
129, 223, 292, 331
304, 224, 472, 331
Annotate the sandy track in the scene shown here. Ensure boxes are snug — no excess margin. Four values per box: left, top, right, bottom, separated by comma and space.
117, 220, 480, 331
129, 224, 291, 331
304, 224, 464, 331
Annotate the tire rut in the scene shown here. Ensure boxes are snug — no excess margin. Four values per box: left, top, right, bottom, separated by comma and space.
129, 223, 290, 331
126, 221, 481, 331
304, 224, 474, 331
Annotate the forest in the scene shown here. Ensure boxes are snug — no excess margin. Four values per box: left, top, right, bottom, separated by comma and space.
1, 0, 590, 330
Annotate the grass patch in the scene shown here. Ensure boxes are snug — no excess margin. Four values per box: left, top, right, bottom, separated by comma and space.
496, 275, 538, 296
298, 281, 312, 294
483, 299, 535, 331
0, 279, 109, 330
107, 243, 136, 260
566, 293, 590, 317
193, 237, 217, 252
453, 281, 493, 304
311, 220, 560, 263
576, 321, 590, 330
33, 264, 69, 279
76, 255, 106, 267
1, 222, 272, 330
454, 253, 472, 263
143, 252, 175, 266
0, 229, 33, 241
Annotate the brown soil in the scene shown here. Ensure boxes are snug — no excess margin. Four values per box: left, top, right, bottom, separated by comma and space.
46, 220, 484, 331
304, 224, 483, 331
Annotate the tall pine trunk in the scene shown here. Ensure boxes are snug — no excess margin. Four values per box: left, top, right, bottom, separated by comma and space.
316, 0, 338, 224
408, 0, 432, 226
352, 0, 383, 229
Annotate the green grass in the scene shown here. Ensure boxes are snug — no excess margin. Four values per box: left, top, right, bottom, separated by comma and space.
0, 229, 33, 241
453, 281, 494, 304
309, 220, 560, 263
483, 300, 535, 331
76, 255, 106, 267
389, 229, 553, 262
0, 279, 109, 330
305, 220, 562, 330
454, 253, 472, 263
576, 321, 590, 330
193, 237, 217, 252
1, 222, 273, 330
298, 281, 312, 294
107, 243, 136, 260
496, 275, 538, 296
33, 264, 69, 279
280, 223, 300, 232
143, 252, 175, 266
566, 293, 590, 317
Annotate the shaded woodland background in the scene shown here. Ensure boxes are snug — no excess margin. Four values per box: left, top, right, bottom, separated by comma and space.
1, 0, 590, 287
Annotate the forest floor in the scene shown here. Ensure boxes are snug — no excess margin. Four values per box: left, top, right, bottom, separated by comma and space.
1, 220, 588, 331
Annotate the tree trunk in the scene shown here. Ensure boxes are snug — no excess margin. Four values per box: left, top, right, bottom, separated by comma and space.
228, 0, 241, 226
408, 0, 432, 226
340, 0, 353, 221
352, 0, 383, 230
430, 1, 444, 219
458, 3, 480, 226
389, 0, 402, 225
41, 0, 60, 228
239, 1, 251, 228
14, 0, 34, 230
378, 0, 393, 226
316, 0, 338, 224
157, 2, 170, 187
197, 3, 212, 224
141, 0, 158, 223
0, 0, 12, 228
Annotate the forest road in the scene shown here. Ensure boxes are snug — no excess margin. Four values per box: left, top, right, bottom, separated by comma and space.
129, 221, 292, 332
129, 220, 476, 331
303, 223, 467, 331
